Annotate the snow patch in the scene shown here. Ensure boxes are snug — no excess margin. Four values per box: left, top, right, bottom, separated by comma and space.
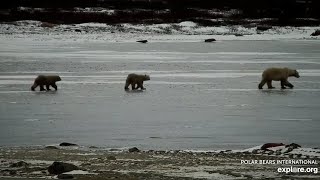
24, 160, 54, 165
63, 170, 98, 175
178, 21, 197, 27
63, 152, 98, 156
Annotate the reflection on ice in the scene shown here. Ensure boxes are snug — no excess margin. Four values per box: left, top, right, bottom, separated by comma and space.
0, 91, 30, 93
206, 88, 320, 92
277, 118, 313, 121
24, 119, 40, 122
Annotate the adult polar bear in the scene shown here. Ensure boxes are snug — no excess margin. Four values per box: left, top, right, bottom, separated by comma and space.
124, 74, 150, 91
31, 75, 61, 91
258, 67, 300, 89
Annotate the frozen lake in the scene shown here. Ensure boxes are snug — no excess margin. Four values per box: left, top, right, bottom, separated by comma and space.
0, 39, 320, 150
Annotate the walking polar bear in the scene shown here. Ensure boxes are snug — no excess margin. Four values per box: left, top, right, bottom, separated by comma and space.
258, 67, 300, 89
31, 75, 61, 91
124, 74, 150, 91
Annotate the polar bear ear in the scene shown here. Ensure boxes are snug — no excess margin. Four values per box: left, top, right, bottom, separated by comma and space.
294, 70, 300, 78
144, 74, 150, 80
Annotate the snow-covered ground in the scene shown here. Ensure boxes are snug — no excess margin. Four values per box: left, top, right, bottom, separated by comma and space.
1, 20, 319, 42
1, 145, 319, 180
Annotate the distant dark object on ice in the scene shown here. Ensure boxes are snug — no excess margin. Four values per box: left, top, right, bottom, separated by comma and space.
59, 142, 78, 146
48, 162, 79, 175
256, 25, 272, 31
128, 147, 140, 153
311, 29, 320, 36
137, 40, 148, 43
74, 29, 81, 32
204, 38, 216, 42
57, 174, 74, 179
261, 143, 284, 150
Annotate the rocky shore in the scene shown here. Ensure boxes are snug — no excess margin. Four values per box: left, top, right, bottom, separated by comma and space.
0, 144, 319, 180
1, 20, 320, 43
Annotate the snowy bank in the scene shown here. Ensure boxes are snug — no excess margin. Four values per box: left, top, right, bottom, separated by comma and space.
1, 20, 320, 42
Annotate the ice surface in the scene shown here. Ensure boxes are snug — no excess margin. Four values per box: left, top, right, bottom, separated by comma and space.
0, 27, 320, 150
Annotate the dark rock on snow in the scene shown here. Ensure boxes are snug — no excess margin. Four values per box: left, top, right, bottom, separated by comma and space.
59, 142, 78, 146
45, 146, 59, 149
311, 29, 320, 36
234, 33, 244, 37
256, 25, 272, 31
204, 38, 216, 42
285, 143, 301, 149
109, 148, 121, 152
128, 147, 140, 153
137, 40, 148, 43
48, 162, 79, 175
261, 143, 285, 150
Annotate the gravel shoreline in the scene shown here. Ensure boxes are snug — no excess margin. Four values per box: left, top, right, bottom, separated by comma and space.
0, 146, 319, 179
